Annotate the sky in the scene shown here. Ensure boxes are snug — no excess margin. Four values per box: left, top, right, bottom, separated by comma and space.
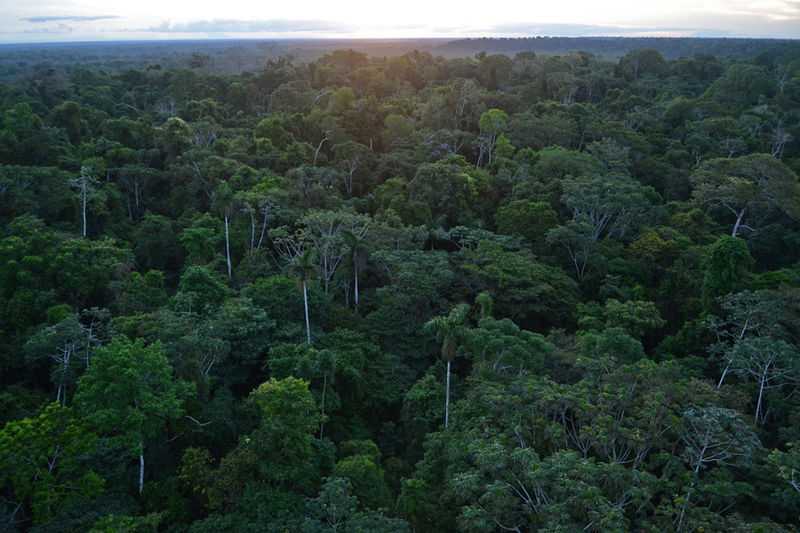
0, 0, 798, 43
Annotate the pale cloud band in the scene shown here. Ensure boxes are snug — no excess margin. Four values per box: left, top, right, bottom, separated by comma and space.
1, 0, 798, 42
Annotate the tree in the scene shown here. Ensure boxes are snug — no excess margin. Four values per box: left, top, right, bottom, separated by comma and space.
212, 182, 236, 279
269, 343, 336, 438
678, 407, 761, 531
332, 452, 392, 511
288, 248, 317, 345
408, 160, 473, 227
477, 109, 509, 167
342, 227, 370, 308
460, 241, 579, 328
333, 141, 371, 197
702, 236, 753, 311
708, 290, 787, 388
300, 210, 370, 295
424, 304, 470, 429
236, 377, 322, 492
578, 298, 666, 340
51, 100, 82, 145
495, 200, 558, 249
560, 173, 655, 242
304, 477, 410, 532
75, 337, 193, 494
25, 313, 102, 404
691, 154, 800, 237
769, 443, 800, 497
70, 166, 99, 238
727, 337, 799, 424
0, 403, 103, 526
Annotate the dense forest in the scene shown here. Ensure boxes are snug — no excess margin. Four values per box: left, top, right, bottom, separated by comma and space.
3, 37, 796, 81
2, 41, 800, 532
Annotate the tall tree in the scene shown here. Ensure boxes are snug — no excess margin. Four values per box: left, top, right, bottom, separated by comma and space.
75, 338, 192, 494
70, 166, 98, 238
424, 304, 470, 429
212, 182, 236, 279
342, 227, 370, 308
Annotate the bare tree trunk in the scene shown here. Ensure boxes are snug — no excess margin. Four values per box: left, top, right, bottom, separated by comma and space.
353, 262, 359, 308
257, 208, 269, 250
320, 373, 327, 439
755, 367, 768, 424
224, 214, 232, 280
249, 211, 256, 253
139, 445, 145, 495
445, 360, 451, 429
732, 208, 746, 238
81, 182, 88, 238
303, 280, 311, 345
717, 364, 730, 389
313, 136, 328, 165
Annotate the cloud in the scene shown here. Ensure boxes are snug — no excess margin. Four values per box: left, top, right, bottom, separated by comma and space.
143, 19, 353, 34
21, 15, 120, 23
19, 23, 76, 34
486, 23, 674, 36
433, 22, 730, 38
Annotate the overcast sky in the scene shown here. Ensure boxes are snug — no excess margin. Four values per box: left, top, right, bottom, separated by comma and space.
0, 0, 798, 43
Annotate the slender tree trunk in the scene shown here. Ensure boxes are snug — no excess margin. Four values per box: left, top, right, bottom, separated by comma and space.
126, 194, 134, 221
445, 360, 451, 429
224, 214, 232, 280
134, 179, 141, 211
717, 363, 730, 389
303, 280, 311, 345
313, 137, 327, 165
257, 209, 269, 250
139, 445, 145, 495
353, 261, 359, 308
732, 208, 746, 238
249, 212, 256, 253
320, 373, 327, 438
755, 366, 769, 424
81, 183, 88, 238
678, 459, 704, 532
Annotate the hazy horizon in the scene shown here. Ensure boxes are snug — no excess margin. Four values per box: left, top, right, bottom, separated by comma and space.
0, 0, 798, 44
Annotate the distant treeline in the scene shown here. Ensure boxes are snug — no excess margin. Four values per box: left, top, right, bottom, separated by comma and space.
1, 37, 799, 81
435, 36, 800, 59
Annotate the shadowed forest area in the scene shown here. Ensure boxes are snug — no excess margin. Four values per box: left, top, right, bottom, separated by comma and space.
1, 39, 800, 531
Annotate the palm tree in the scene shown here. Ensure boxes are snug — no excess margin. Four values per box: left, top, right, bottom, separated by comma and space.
289, 249, 316, 345
424, 304, 470, 429
342, 228, 369, 308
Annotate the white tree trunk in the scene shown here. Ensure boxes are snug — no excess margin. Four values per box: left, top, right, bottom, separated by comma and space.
224, 214, 232, 280
717, 363, 730, 389
303, 280, 311, 345
249, 212, 256, 252
257, 208, 269, 250
353, 262, 359, 308
755, 367, 768, 424
320, 373, 327, 439
731, 208, 746, 238
445, 360, 451, 429
139, 447, 145, 495
81, 182, 88, 238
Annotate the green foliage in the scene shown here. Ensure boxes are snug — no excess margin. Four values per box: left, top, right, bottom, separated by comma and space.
75, 337, 193, 457
2, 40, 800, 532
702, 236, 754, 310
0, 403, 103, 525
